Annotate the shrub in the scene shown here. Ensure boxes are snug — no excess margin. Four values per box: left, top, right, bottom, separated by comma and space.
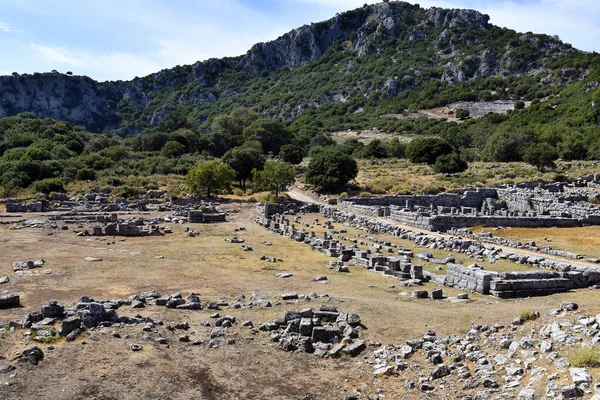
117, 185, 140, 199
406, 137, 452, 165
421, 183, 445, 194
568, 346, 600, 367
434, 153, 469, 174
456, 108, 470, 120
339, 192, 348, 198
245, 188, 254, 196
359, 192, 372, 197
76, 168, 96, 181
552, 173, 566, 182
257, 192, 287, 204
233, 188, 245, 196
279, 144, 305, 164
517, 310, 539, 322
161, 141, 186, 158
32, 178, 64, 194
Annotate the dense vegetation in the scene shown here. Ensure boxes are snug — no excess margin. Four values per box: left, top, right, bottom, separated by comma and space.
2, 2, 600, 196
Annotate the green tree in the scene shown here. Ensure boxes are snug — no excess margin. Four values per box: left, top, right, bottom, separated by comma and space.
252, 160, 296, 197
361, 139, 387, 158
406, 137, 452, 165
455, 109, 470, 120
514, 100, 526, 110
279, 144, 305, 164
161, 140, 186, 158
338, 138, 365, 156
482, 128, 535, 162
522, 143, 559, 172
433, 153, 469, 174
185, 160, 235, 197
309, 133, 336, 149
243, 118, 293, 154
304, 148, 358, 191
211, 108, 258, 147
222, 146, 265, 189
383, 138, 406, 158
441, 126, 472, 153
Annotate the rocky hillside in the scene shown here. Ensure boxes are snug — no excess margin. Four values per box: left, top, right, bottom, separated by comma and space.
0, 1, 592, 134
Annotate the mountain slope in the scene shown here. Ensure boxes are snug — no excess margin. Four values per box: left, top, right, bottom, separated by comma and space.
0, 1, 595, 135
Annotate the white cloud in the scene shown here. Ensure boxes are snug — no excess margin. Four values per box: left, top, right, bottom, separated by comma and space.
29, 44, 161, 80
30, 44, 86, 68
0, 22, 11, 32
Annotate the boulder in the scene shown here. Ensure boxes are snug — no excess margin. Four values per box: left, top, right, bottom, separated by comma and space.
411, 290, 428, 299
0, 294, 20, 309
22, 346, 44, 365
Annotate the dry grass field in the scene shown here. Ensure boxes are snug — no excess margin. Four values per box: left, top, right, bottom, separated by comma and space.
476, 225, 600, 260
351, 160, 600, 196
2, 205, 600, 398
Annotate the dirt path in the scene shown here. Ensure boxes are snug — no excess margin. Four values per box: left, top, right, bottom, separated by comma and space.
285, 188, 600, 269
286, 186, 321, 204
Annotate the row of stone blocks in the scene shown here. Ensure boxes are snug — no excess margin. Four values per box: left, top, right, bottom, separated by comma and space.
444, 264, 578, 298
188, 210, 226, 223
490, 278, 574, 292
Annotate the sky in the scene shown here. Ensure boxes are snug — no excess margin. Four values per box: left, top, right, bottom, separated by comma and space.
0, 0, 598, 81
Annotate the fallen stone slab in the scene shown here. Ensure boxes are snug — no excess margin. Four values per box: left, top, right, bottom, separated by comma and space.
343, 339, 366, 357
0, 276, 8, 284
275, 273, 293, 278
373, 366, 394, 376
84, 257, 103, 262
282, 293, 298, 300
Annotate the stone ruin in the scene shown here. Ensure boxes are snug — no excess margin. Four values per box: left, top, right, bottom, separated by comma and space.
336, 179, 600, 232
256, 201, 600, 299
187, 209, 226, 223
2, 189, 151, 214
319, 206, 600, 299
259, 305, 366, 358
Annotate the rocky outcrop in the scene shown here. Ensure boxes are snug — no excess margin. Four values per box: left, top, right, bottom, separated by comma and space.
0, 1, 577, 133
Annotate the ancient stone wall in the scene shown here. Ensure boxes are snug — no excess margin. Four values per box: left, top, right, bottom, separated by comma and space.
445, 264, 494, 294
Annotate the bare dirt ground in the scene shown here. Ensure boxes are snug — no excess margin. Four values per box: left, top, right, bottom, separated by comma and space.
2, 204, 600, 399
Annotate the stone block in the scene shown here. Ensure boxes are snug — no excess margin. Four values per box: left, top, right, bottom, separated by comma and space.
0, 294, 20, 309
60, 316, 81, 336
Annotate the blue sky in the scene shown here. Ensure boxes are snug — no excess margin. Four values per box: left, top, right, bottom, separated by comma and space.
0, 0, 598, 81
